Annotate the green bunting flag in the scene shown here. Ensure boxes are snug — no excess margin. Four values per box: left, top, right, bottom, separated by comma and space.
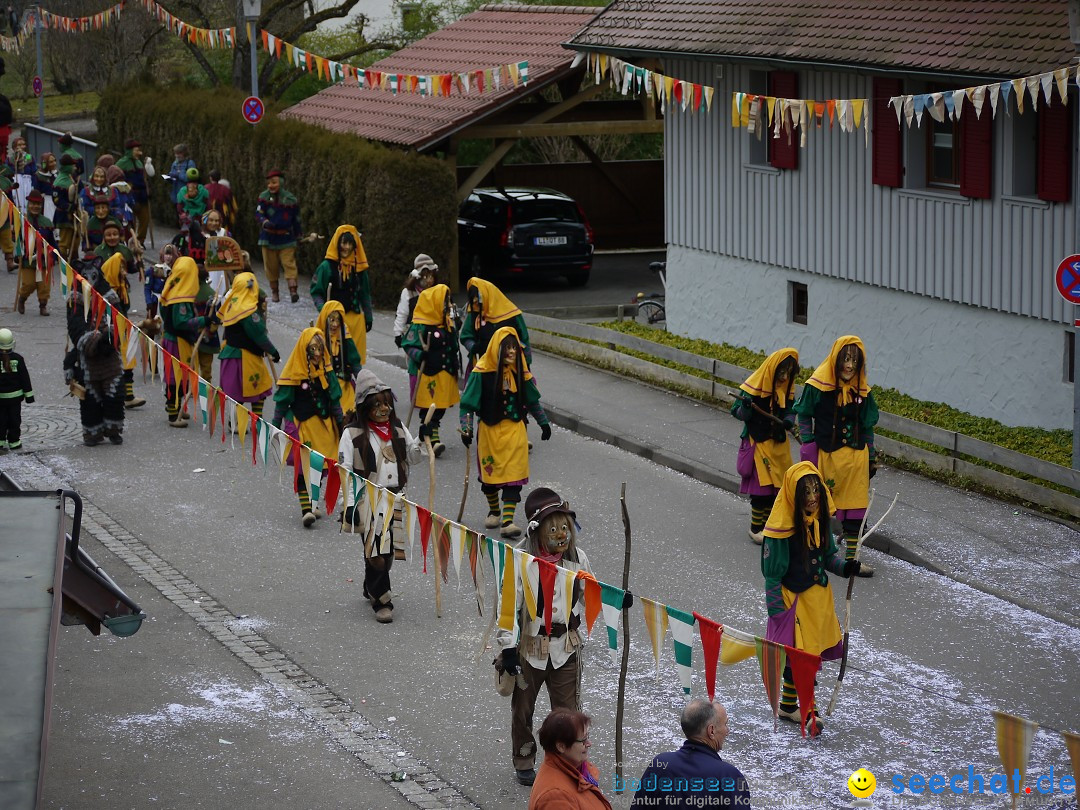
599, 582, 626, 665
667, 606, 696, 695
755, 637, 787, 731
308, 451, 324, 504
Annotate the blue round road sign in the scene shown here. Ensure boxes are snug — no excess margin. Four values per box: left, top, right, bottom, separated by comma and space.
32, 76, 42, 97
242, 96, 264, 125
1055, 254, 1080, 305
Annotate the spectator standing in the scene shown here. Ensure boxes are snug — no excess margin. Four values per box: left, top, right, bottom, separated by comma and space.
167, 144, 196, 205
630, 700, 750, 808
115, 139, 154, 243
175, 168, 209, 220
0, 327, 35, 453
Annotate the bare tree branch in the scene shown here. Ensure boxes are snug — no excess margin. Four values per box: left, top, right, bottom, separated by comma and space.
181, 38, 222, 86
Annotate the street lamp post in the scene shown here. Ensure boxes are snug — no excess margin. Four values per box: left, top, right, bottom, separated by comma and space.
244, 0, 261, 98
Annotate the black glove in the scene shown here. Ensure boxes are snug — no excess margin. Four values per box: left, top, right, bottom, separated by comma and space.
365, 318, 373, 333
622, 591, 635, 610
270, 351, 281, 363
540, 423, 551, 441
208, 312, 222, 327
869, 461, 878, 479
842, 559, 861, 578
418, 422, 433, 441
394, 335, 402, 348
343, 506, 358, 526
500, 647, 520, 674
460, 431, 472, 447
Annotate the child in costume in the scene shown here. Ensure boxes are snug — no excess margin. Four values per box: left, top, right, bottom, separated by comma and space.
0, 327, 34, 452
338, 370, 421, 624
217, 272, 279, 419
732, 348, 799, 544
271, 327, 344, 528
401, 283, 460, 458
316, 300, 363, 421
159, 257, 205, 427
459, 326, 551, 538
494, 487, 600, 786
461, 277, 532, 368
393, 253, 437, 360
761, 461, 864, 736
310, 225, 371, 361
794, 335, 879, 577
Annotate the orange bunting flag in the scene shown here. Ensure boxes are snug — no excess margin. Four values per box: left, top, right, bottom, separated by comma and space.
575, 570, 601, 636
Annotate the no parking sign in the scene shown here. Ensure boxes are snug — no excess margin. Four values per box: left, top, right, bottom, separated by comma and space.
242, 96, 264, 125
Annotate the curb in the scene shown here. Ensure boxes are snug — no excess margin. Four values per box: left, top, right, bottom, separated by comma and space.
373, 349, 1078, 630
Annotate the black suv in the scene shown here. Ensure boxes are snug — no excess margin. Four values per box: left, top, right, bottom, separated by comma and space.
458, 187, 594, 287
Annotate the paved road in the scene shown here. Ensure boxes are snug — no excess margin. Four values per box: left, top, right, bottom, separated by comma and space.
2, 239, 1077, 810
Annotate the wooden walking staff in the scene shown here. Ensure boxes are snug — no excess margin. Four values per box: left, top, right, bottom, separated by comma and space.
456, 445, 471, 523
404, 332, 431, 429
825, 490, 899, 716
614, 482, 633, 792
422, 404, 443, 618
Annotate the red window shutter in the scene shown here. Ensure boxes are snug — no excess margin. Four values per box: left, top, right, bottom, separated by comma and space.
872, 77, 904, 187
959, 97, 992, 199
769, 71, 798, 170
1038, 91, 1071, 202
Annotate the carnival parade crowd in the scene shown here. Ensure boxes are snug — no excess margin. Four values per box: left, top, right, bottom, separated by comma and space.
0, 129, 889, 809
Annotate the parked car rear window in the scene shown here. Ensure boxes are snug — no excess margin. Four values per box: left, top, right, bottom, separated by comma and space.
510, 199, 580, 224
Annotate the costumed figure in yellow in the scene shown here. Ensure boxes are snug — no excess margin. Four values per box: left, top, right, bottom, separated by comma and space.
794, 336, 879, 577
158, 257, 203, 426
460, 277, 532, 368
731, 348, 799, 544
217, 272, 279, 419
458, 326, 551, 538
400, 283, 460, 458
99, 251, 146, 409
316, 300, 363, 422
761, 461, 865, 736
310, 225, 372, 362
271, 327, 344, 528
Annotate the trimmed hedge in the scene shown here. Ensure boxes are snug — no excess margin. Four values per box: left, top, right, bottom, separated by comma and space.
96, 83, 457, 307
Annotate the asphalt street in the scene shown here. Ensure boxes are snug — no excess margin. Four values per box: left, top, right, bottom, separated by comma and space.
1, 238, 1077, 810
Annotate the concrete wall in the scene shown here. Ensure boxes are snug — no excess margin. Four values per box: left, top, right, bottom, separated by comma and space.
667, 244, 1075, 429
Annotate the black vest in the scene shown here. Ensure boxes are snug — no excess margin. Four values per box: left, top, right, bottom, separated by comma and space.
781, 533, 830, 593
477, 371, 526, 426
746, 395, 787, 443
813, 392, 866, 452
224, 321, 261, 354
290, 381, 333, 421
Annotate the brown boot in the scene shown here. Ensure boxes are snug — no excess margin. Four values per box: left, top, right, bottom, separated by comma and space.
288, 281, 299, 303
270, 280, 280, 303
5, 254, 14, 272
39, 302, 49, 316
16, 295, 26, 314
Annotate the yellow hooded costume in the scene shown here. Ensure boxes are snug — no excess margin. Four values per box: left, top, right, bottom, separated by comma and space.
316, 300, 362, 416
737, 347, 798, 489
100, 252, 137, 371
160, 256, 202, 376
762, 461, 843, 657
217, 272, 274, 400
403, 284, 460, 409
314, 225, 370, 362
274, 326, 341, 463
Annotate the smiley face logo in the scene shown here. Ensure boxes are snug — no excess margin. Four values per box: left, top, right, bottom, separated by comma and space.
848, 768, 877, 798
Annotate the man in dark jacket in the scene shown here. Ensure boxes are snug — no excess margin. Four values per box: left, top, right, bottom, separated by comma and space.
630, 700, 751, 808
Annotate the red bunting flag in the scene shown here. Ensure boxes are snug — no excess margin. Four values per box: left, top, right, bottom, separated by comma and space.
290, 437, 302, 492
785, 646, 822, 738
250, 410, 259, 465
323, 458, 340, 514
693, 612, 723, 701
537, 559, 558, 637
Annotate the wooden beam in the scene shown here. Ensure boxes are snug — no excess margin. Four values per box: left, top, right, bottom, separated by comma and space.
569, 136, 640, 212
462, 119, 665, 139
456, 139, 517, 203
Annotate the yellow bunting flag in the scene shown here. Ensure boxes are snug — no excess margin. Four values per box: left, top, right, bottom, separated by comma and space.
993, 710, 1038, 807
640, 597, 669, 679
852, 99, 865, 129
497, 545, 516, 632
719, 627, 757, 665
1064, 731, 1080, 784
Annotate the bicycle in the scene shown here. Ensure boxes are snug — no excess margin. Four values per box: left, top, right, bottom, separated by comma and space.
632, 261, 667, 327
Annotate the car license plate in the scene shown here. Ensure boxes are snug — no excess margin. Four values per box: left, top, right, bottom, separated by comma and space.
534, 236, 567, 246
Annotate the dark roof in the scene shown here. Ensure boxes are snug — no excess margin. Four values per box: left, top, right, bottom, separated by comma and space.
281, 5, 599, 151
568, 0, 1075, 79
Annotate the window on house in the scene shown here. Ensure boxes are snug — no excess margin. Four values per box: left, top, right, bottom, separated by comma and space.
789, 281, 808, 325
927, 117, 960, 189
1010, 109, 1038, 197
746, 71, 770, 167
1067, 330, 1076, 384
745, 69, 799, 170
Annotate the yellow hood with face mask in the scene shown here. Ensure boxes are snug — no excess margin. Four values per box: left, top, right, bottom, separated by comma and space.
411, 283, 454, 328
740, 347, 799, 408
101, 252, 128, 305
467, 277, 521, 323
472, 324, 532, 382
218, 272, 260, 327
324, 225, 368, 280
277, 326, 332, 388
316, 299, 353, 342
763, 461, 836, 540
806, 335, 870, 406
159, 257, 200, 306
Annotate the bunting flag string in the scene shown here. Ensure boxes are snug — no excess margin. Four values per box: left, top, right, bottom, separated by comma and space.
37, 2, 125, 34
586, 52, 713, 116
889, 64, 1077, 131
140, 0, 235, 49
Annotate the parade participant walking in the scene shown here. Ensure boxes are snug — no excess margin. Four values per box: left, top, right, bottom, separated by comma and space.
159, 257, 205, 426
761, 461, 864, 736
528, 710, 611, 809
115, 139, 153, 243
167, 144, 196, 205
338, 369, 421, 623
316, 300, 362, 420
401, 283, 459, 458
66, 266, 125, 446
631, 700, 750, 808
255, 168, 301, 303
495, 488, 593, 786
271, 327, 344, 528
459, 326, 550, 537
217, 272, 279, 419
52, 154, 79, 260
80, 165, 113, 213
205, 169, 235, 230
0, 328, 34, 452
57, 132, 83, 176
145, 243, 178, 321
193, 263, 222, 383
201, 209, 231, 297
15, 189, 54, 316
175, 168, 209, 221
461, 277, 532, 367
311, 224, 371, 360
33, 152, 56, 218
105, 165, 133, 228
84, 195, 121, 258
94, 220, 138, 276
393, 255, 437, 398
98, 250, 146, 409
732, 348, 799, 544
794, 336, 879, 576
0, 165, 15, 271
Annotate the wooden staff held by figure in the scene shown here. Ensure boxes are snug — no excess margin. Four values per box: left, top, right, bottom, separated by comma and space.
825, 490, 899, 716
404, 332, 431, 429
726, 389, 802, 444
614, 483, 634, 792
421, 404, 442, 618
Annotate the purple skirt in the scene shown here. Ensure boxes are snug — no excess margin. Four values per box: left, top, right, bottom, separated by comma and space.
219, 356, 271, 404
737, 438, 779, 497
